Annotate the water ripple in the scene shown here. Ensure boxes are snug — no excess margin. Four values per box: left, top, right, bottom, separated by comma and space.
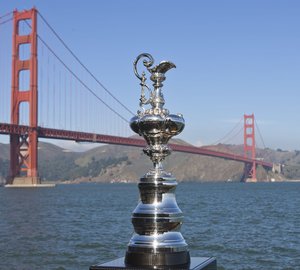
0, 182, 299, 270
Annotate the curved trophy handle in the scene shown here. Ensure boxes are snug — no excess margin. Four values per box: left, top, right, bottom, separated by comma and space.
134, 53, 154, 110
133, 53, 154, 80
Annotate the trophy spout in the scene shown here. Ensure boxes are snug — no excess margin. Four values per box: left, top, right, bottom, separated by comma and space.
150, 60, 176, 75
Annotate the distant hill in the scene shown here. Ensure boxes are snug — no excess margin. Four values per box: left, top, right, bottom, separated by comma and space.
0, 141, 300, 183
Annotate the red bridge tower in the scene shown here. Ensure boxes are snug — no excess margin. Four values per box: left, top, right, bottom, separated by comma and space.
243, 114, 256, 182
9, 8, 39, 185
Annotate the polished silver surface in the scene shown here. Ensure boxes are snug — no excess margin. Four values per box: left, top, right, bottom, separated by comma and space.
125, 53, 190, 268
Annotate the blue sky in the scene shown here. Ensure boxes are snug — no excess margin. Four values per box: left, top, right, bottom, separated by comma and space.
0, 0, 299, 150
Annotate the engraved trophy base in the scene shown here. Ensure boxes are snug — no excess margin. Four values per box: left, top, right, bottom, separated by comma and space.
90, 257, 217, 270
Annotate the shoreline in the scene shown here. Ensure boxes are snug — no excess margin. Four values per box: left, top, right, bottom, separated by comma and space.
57, 179, 300, 185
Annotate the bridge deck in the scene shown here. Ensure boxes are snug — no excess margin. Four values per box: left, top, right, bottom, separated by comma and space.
0, 123, 273, 168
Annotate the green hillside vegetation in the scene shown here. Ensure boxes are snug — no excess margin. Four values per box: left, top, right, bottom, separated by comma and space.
0, 141, 300, 183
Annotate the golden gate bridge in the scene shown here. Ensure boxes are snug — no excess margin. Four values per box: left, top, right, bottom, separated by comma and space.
0, 8, 274, 185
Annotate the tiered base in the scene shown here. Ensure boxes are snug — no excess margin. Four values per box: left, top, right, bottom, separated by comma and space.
90, 257, 217, 270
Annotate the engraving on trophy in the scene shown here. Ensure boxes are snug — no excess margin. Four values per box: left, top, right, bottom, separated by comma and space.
125, 53, 190, 268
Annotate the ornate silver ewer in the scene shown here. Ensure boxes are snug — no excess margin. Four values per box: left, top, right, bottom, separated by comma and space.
125, 53, 190, 268
90, 53, 217, 270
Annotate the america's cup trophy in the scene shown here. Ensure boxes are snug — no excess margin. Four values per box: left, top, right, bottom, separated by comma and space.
125, 53, 190, 268
90, 54, 217, 270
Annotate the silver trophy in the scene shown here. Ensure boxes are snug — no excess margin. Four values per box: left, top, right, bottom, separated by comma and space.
90, 53, 216, 270
125, 53, 190, 268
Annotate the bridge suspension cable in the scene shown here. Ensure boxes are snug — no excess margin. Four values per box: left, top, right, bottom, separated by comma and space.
211, 116, 243, 145
23, 19, 129, 124
37, 11, 135, 116
222, 125, 244, 145
255, 119, 266, 149
0, 17, 12, 26
0, 11, 12, 20
38, 34, 129, 123
0, 11, 13, 26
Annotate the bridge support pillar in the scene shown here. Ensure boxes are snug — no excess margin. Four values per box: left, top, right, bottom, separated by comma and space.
272, 163, 282, 174
243, 114, 257, 182
243, 162, 257, 182
8, 8, 40, 185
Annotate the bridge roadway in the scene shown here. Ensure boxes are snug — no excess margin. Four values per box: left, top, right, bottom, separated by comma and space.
0, 123, 273, 168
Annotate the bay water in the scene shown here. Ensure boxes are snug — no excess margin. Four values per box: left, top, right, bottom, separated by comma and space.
0, 182, 299, 270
